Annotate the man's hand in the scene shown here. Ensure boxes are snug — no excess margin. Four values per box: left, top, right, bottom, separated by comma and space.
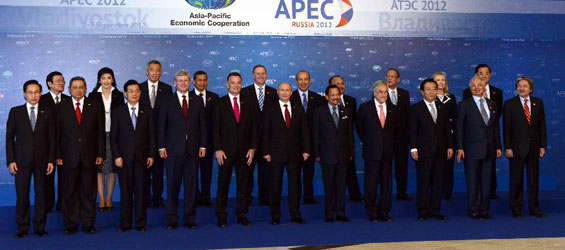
198, 148, 206, 158
411, 151, 418, 161
215, 150, 227, 166
146, 158, 154, 168
159, 149, 168, 159
95, 157, 103, 165
303, 153, 310, 161
447, 148, 453, 160
246, 149, 255, 166
263, 155, 271, 163
496, 149, 502, 158
115, 157, 123, 168
457, 149, 465, 164
315, 157, 320, 162
47, 163, 54, 175
9, 162, 18, 175
505, 149, 514, 158
540, 148, 546, 158
56, 159, 63, 165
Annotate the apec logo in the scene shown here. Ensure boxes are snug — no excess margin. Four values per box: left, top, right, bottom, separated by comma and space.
274, 0, 354, 28
185, 0, 236, 9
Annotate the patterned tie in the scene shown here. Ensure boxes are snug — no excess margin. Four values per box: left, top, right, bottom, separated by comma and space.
131, 107, 137, 130
150, 84, 156, 109
30, 106, 36, 131
55, 96, 60, 104
182, 95, 188, 118
391, 90, 397, 105
524, 99, 531, 124
479, 98, 489, 125
75, 102, 81, 124
429, 103, 437, 123
284, 104, 291, 128
332, 106, 339, 128
258, 87, 264, 111
199, 93, 205, 107
233, 97, 240, 123
379, 104, 385, 128
302, 93, 308, 113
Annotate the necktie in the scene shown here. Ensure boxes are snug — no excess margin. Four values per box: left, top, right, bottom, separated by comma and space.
479, 98, 488, 125
182, 95, 188, 118
391, 90, 397, 105
30, 107, 36, 131
75, 102, 81, 124
131, 107, 137, 130
199, 93, 206, 107
524, 99, 531, 124
55, 96, 60, 104
258, 87, 264, 111
150, 84, 156, 109
378, 104, 385, 128
429, 103, 437, 123
332, 106, 339, 128
284, 104, 291, 128
233, 97, 240, 123
302, 93, 308, 113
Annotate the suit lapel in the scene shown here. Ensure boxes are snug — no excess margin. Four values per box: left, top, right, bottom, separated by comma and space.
20, 105, 34, 132
486, 99, 497, 126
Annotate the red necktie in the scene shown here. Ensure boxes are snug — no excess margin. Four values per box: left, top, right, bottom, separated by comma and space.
182, 95, 188, 118
75, 102, 81, 124
379, 104, 385, 128
233, 97, 240, 123
524, 99, 531, 124
284, 104, 291, 128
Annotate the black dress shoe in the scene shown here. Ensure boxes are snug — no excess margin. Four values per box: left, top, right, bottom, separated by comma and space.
106, 206, 114, 211
349, 196, 363, 202
291, 217, 306, 224
83, 227, 96, 234
34, 230, 48, 237
431, 214, 447, 220
325, 216, 334, 223
480, 214, 493, 220
184, 222, 197, 229
336, 216, 350, 222
14, 231, 27, 238
271, 218, 280, 225
418, 215, 428, 221
396, 194, 413, 201
217, 219, 227, 228
512, 211, 521, 218
166, 223, 178, 230
259, 201, 270, 206
443, 195, 452, 200
118, 227, 131, 233
137, 227, 146, 232
304, 199, 318, 205
469, 213, 480, 220
237, 217, 251, 226
529, 211, 546, 218
489, 194, 500, 200
154, 200, 165, 208
64, 228, 77, 235
199, 201, 213, 207
369, 217, 379, 223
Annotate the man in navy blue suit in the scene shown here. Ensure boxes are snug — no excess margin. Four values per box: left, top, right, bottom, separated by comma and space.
6, 80, 55, 238
158, 70, 207, 229
456, 76, 502, 220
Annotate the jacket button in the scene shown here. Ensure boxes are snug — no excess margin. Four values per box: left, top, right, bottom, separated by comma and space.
78, 139, 82, 142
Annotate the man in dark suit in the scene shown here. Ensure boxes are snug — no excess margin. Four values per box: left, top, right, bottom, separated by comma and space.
463, 64, 503, 200
190, 70, 219, 207
329, 75, 362, 202
456, 76, 502, 220
6, 80, 55, 238
290, 70, 324, 204
313, 85, 353, 223
240, 64, 277, 206
503, 77, 547, 218
111, 80, 156, 232
263, 82, 310, 225
356, 80, 396, 222
385, 68, 413, 201
56, 76, 105, 234
40, 71, 71, 213
410, 79, 453, 221
139, 60, 173, 208
213, 72, 258, 227
158, 70, 207, 229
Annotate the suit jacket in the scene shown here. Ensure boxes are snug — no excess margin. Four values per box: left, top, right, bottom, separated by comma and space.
57, 97, 105, 168
110, 104, 156, 166
503, 96, 547, 158
356, 100, 395, 161
240, 84, 277, 150
436, 93, 458, 139
39, 92, 71, 111
212, 95, 259, 158
190, 89, 220, 148
290, 90, 325, 139
386, 87, 410, 140
456, 97, 501, 159
158, 92, 207, 157
410, 100, 453, 158
139, 80, 173, 122
6, 104, 56, 168
463, 85, 503, 120
313, 103, 354, 164
262, 101, 310, 163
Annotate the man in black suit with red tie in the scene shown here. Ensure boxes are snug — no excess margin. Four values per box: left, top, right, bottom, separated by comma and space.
385, 68, 413, 201
240, 64, 277, 206
456, 76, 502, 220
463, 64, 503, 200
139, 60, 173, 208
158, 70, 207, 230
40, 71, 70, 213
213, 72, 258, 227
503, 77, 547, 218
56, 77, 105, 234
7, 80, 55, 238
262, 82, 310, 225
313, 85, 353, 223
190, 70, 219, 207
356, 80, 396, 222
329, 75, 362, 202
290, 70, 324, 204
111, 80, 156, 232
410, 79, 453, 221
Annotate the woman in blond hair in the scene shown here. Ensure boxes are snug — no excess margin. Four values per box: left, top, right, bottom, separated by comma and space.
432, 72, 458, 200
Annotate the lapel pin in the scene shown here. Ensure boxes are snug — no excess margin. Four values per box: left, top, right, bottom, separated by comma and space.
140, 110, 144, 114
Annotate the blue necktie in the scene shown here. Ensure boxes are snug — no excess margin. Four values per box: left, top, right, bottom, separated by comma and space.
302, 93, 308, 112
258, 87, 264, 111
131, 107, 137, 130
30, 107, 36, 131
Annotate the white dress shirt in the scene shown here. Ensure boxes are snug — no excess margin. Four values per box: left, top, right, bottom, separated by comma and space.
98, 87, 114, 132
254, 83, 266, 100
26, 102, 38, 121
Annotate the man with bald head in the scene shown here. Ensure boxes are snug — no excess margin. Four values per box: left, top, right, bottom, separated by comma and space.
263, 82, 310, 225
